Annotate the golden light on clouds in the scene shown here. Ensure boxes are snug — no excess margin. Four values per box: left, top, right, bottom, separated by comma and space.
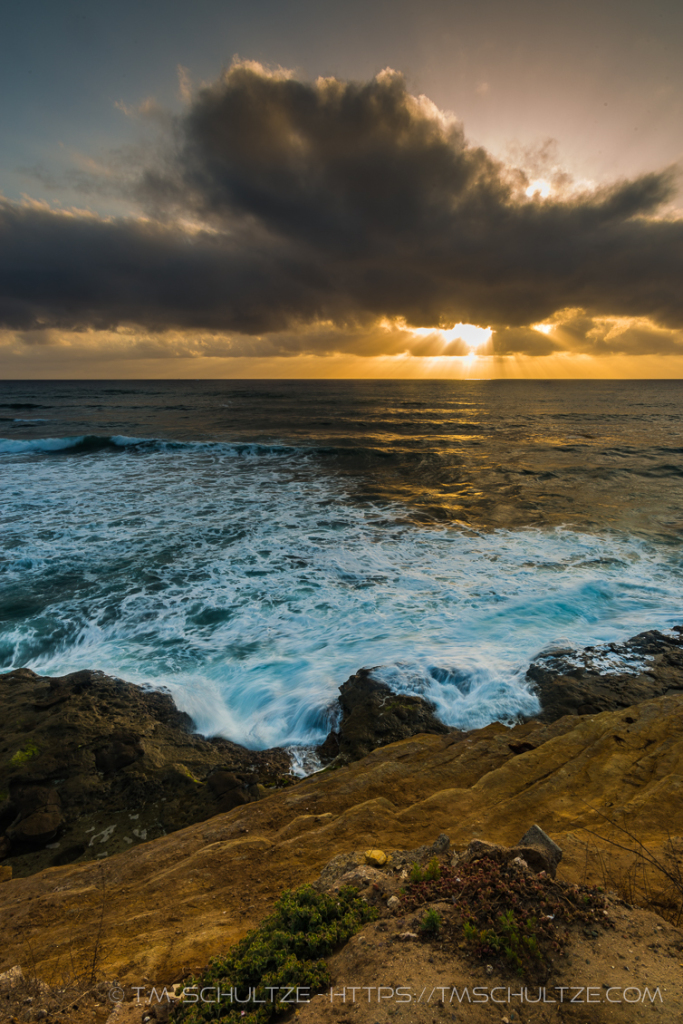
408, 322, 493, 352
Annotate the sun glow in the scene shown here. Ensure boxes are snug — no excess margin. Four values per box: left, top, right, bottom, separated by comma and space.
525, 178, 552, 199
409, 322, 492, 351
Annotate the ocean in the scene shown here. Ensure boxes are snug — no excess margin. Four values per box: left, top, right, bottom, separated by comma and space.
1, 379, 682, 760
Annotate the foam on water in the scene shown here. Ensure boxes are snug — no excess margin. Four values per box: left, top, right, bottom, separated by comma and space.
2, 435, 683, 750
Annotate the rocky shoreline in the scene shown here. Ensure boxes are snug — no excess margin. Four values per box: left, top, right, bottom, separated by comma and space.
2, 625, 683, 879
0, 668, 294, 878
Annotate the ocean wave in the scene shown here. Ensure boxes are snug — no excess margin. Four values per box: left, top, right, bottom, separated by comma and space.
0, 435, 144, 454
0, 402, 51, 409
0, 434, 313, 457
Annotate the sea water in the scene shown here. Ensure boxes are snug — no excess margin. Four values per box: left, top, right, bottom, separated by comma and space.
1, 379, 682, 753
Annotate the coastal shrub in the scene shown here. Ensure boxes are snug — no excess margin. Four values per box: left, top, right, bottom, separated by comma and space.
409, 862, 423, 883
420, 908, 442, 934
424, 857, 441, 882
401, 856, 613, 979
582, 820, 683, 926
174, 883, 377, 1024
466, 909, 542, 974
9, 742, 39, 766
409, 858, 440, 885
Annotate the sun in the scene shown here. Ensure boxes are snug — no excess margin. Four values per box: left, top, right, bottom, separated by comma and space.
525, 178, 552, 199
410, 322, 492, 352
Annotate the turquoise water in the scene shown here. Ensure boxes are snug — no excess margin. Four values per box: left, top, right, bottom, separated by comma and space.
2, 380, 683, 750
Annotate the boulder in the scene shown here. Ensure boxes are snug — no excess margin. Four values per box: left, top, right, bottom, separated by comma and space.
457, 826, 563, 878
7, 808, 63, 847
318, 669, 450, 764
517, 824, 563, 876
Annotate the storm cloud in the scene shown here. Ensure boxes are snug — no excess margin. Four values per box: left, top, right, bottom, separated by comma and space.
1, 61, 682, 356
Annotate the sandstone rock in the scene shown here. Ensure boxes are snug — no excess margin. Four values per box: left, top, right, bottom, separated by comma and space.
318, 669, 450, 764
0, 865, 12, 882
4, 692, 683, 985
459, 839, 502, 865
387, 895, 401, 911
391, 833, 450, 867
333, 865, 386, 890
364, 848, 387, 866
314, 851, 365, 891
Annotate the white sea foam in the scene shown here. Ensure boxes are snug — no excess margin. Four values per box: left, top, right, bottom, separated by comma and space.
540, 649, 654, 676
2, 437, 682, 750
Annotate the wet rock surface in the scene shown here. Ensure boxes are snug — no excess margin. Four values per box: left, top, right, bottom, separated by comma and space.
317, 667, 451, 764
0, 668, 295, 877
526, 627, 683, 721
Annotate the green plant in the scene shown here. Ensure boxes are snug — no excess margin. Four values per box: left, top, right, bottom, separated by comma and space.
174, 884, 377, 1024
409, 862, 424, 884
424, 857, 441, 882
464, 908, 542, 975
9, 742, 39, 766
402, 855, 613, 980
421, 908, 441, 934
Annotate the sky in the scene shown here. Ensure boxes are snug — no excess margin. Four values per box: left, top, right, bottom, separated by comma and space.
1, 0, 682, 379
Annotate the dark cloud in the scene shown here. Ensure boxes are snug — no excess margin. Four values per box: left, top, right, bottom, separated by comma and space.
490, 326, 560, 355
1, 62, 682, 355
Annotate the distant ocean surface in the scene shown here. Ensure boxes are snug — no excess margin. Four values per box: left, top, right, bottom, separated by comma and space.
2, 379, 683, 758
